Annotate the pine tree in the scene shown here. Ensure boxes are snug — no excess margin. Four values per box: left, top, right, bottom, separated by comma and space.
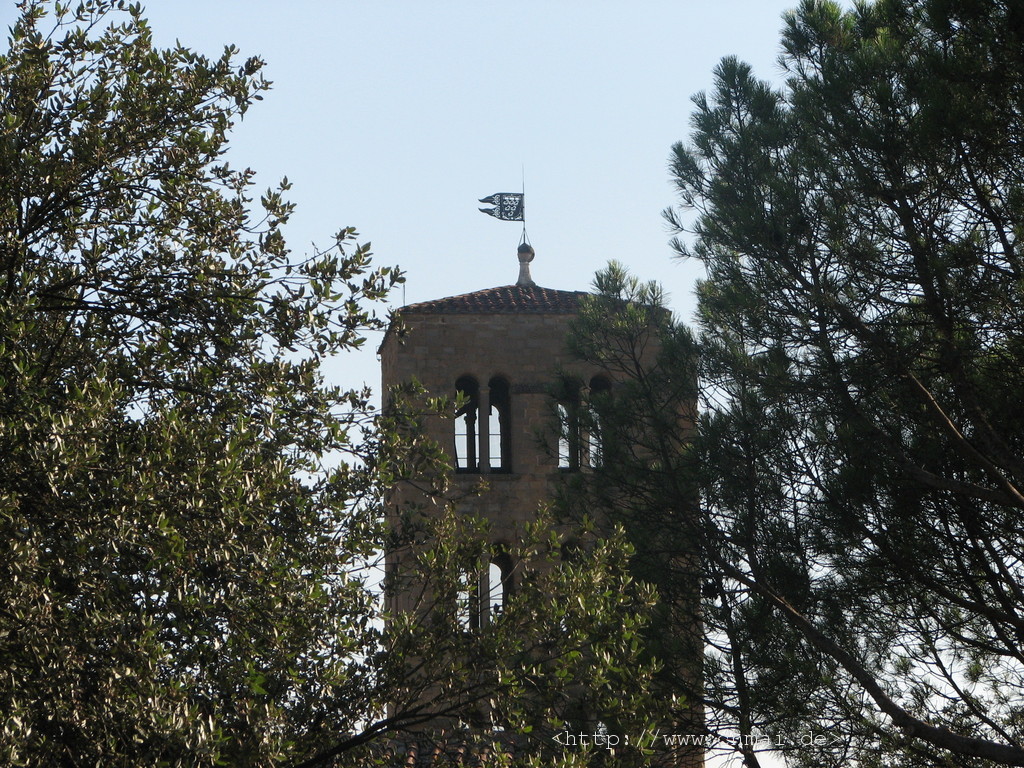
574, 1, 1024, 765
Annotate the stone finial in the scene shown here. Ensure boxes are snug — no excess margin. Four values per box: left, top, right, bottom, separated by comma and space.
516, 243, 536, 287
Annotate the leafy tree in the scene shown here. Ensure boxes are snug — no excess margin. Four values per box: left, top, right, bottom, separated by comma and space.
0, 2, 658, 766
571, 0, 1024, 765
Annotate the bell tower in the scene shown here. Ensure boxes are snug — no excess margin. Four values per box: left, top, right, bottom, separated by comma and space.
378, 245, 703, 766
379, 244, 617, 622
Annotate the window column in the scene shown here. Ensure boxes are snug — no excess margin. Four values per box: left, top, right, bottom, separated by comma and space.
479, 383, 490, 474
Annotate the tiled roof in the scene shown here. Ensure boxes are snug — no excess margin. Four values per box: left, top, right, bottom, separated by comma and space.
399, 285, 587, 315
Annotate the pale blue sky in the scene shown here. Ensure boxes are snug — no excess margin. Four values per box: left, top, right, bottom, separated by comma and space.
3, 1, 818, 395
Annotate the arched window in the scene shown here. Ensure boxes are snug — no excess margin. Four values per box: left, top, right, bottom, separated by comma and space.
454, 376, 480, 473
457, 553, 514, 630
488, 551, 514, 619
556, 380, 581, 471
557, 403, 573, 469
587, 376, 612, 468
456, 568, 480, 631
488, 376, 511, 473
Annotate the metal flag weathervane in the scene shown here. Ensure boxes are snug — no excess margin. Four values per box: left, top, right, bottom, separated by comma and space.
478, 192, 524, 222
480, 168, 529, 247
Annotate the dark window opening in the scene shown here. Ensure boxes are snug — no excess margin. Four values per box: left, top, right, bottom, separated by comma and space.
455, 376, 480, 473
488, 551, 515, 619
587, 376, 612, 468
557, 403, 574, 469
459, 553, 514, 630
488, 376, 511, 473
556, 381, 582, 471
457, 568, 481, 630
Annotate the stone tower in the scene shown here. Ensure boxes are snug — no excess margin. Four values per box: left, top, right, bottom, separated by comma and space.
378, 245, 702, 766
380, 244, 616, 622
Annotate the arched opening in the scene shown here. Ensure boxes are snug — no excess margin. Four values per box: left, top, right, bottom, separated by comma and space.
488, 376, 511, 473
556, 380, 581, 471
488, 551, 514, 619
454, 376, 480, 473
457, 553, 514, 630
487, 562, 504, 617
456, 568, 480, 631
587, 376, 612, 468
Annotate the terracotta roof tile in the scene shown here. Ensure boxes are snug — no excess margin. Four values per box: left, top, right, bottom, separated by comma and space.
400, 285, 587, 315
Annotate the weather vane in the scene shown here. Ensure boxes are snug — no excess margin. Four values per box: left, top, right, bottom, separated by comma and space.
479, 168, 529, 246
478, 192, 524, 223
